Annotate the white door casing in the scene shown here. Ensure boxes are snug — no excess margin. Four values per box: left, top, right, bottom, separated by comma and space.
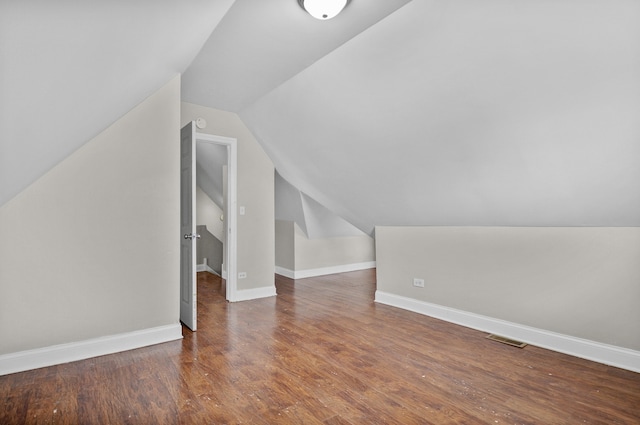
195, 131, 238, 302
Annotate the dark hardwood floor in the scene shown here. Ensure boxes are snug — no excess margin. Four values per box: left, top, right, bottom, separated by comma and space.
1, 270, 639, 424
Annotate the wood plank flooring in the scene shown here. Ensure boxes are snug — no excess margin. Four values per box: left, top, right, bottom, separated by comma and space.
1, 269, 639, 424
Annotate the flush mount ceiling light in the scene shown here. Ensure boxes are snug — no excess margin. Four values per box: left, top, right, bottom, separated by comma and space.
298, 0, 351, 20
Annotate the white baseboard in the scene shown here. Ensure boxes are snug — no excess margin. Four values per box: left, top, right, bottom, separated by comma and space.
233, 285, 277, 302
196, 263, 219, 275
375, 291, 640, 373
276, 261, 376, 280
0, 323, 183, 376
275, 266, 296, 279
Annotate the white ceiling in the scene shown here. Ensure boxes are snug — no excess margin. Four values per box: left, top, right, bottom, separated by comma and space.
237, 0, 640, 233
0, 0, 235, 206
275, 172, 365, 239
196, 142, 227, 207
3, 0, 639, 234
181, 0, 411, 112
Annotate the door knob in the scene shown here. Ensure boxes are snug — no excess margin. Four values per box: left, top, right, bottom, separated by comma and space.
183, 233, 201, 240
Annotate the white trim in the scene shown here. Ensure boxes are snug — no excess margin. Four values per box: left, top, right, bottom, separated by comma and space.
275, 266, 295, 279
234, 285, 277, 302
195, 131, 237, 302
375, 291, 640, 373
196, 263, 219, 275
276, 261, 376, 280
0, 324, 183, 376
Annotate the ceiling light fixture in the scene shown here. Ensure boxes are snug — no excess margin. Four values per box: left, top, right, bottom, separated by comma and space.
298, 0, 351, 20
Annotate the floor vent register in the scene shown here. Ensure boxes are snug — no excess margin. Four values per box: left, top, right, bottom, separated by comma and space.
486, 334, 528, 348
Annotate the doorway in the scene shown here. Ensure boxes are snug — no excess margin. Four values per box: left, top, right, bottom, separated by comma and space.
180, 121, 238, 331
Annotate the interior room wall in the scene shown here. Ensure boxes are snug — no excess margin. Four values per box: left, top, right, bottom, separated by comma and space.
375, 226, 640, 355
275, 220, 375, 278
0, 76, 181, 356
275, 220, 295, 271
275, 172, 308, 236
196, 225, 223, 274
196, 185, 224, 241
181, 102, 275, 292
294, 223, 374, 271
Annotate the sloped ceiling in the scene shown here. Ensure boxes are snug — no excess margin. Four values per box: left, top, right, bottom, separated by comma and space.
275, 172, 366, 239
196, 142, 227, 208
181, 0, 411, 112
238, 0, 640, 234
0, 0, 235, 206
3, 0, 639, 235
185, 0, 639, 235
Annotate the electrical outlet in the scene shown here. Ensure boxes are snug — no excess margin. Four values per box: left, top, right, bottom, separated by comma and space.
238, 272, 247, 279
413, 278, 425, 288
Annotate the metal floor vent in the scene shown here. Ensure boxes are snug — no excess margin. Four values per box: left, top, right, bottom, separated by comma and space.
486, 334, 527, 348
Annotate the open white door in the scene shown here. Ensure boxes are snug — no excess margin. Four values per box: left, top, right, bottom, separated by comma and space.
180, 122, 197, 331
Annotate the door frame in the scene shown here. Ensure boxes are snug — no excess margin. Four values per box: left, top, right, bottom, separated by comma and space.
195, 131, 238, 302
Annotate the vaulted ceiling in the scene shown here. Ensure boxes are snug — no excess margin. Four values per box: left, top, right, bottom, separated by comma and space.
3, 0, 639, 234
0, 0, 236, 206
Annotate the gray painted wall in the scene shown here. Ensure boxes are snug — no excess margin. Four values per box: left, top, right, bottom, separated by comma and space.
196, 185, 224, 241
275, 220, 375, 273
275, 220, 295, 271
294, 223, 374, 271
196, 225, 223, 275
0, 76, 181, 355
181, 103, 275, 291
376, 226, 640, 352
